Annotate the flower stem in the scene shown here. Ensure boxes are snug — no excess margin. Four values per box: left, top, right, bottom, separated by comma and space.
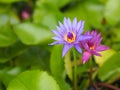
96, 82, 120, 90
73, 48, 77, 90
89, 56, 93, 85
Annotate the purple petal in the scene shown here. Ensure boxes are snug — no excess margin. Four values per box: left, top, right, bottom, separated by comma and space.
67, 18, 72, 30
64, 17, 69, 31
79, 41, 89, 51
72, 17, 77, 29
84, 43, 90, 50
96, 45, 110, 51
62, 44, 73, 57
95, 38, 102, 47
94, 30, 97, 36
78, 35, 92, 41
76, 21, 81, 32
51, 30, 61, 37
77, 21, 84, 34
91, 30, 96, 36
52, 37, 63, 41
56, 26, 65, 36
58, 21, 65, 31
74, 44, 82, 53
82, 51, 91, 64
56, 26, 62, 32
49, 41, 65, 45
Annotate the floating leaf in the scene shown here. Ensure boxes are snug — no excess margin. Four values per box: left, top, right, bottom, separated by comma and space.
65, 1, 104, 29
104, 0, 120, 25
0, 67, 22, 87
7, 70, 60, 90
33, 2, 63, 29
39, 0, 71, 8
14, 23, 52, 45
0, 25, 17, 47
94, 49, 116, 67
98, 52, 120, 83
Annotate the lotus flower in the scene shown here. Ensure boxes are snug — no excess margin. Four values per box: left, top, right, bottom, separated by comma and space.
80, 30, 109, 64
49, 17, 92, 57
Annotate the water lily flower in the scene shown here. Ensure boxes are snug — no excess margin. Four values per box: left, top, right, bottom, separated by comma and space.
80, 30, 110, 64
21, 10, 30, 19
49, 17, 92, 57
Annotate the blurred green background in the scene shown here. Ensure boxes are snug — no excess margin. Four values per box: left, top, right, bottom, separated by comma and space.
0, 0, 120, 90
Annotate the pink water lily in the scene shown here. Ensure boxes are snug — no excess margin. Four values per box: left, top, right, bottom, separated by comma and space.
80, 30, 110, 64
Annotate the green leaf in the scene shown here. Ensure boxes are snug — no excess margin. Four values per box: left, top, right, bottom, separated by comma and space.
64, 51, 73, 80
33, 2, 64, 30
0, 0, 23, 3
40, 0, 71, 8
50, 45, 64, 77
104, 0, 120, 25
112, 28, 120, 42
7, 70, 60, 90
50, 45, 71, 90
0, 25, 17, 47
79, 79, 89, 90
15, 46, 50, 71
0, 41, 28, 63
0, 14, 19, 26
14, 23, 52, 45
98, 52, 120, 83
0, 14, 9, 26
94, 49, 116, 67
65, 1, 104, 29
0, 67, 23, 87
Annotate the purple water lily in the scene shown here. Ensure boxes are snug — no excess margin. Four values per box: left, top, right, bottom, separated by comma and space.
49, 17, 92, 57
80, 30, 110, 64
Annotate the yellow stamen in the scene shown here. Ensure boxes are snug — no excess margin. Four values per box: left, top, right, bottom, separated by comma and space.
90, 45, 95, 50
64, 32, 76, 43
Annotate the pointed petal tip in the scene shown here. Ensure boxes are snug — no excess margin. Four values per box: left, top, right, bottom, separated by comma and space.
62, 44, 73, 57
82, 60, 86, 64
82, 51, 91, 64
62, 53, 65, 58
73, 17, 77, 22
48, 43, 53, 45
81, 20, 84, 25
64, 17, 67, 21
78, 35, 93, 41
48, 43, 55, 45
96, 45, 110, 52
48, 41, 61, 45
75, 45, 82, 53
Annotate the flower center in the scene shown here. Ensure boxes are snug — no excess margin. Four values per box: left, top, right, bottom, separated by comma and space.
90, 45, 95, 50
65, 32, 76, 43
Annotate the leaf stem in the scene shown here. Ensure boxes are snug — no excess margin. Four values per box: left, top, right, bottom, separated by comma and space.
73, 48, 77, 90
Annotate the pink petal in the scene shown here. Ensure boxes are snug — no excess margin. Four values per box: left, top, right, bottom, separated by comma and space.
90, 50, 101, 56
82, 51, 92, 64
96, 45, 110, 51
85, 31, 90, 35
